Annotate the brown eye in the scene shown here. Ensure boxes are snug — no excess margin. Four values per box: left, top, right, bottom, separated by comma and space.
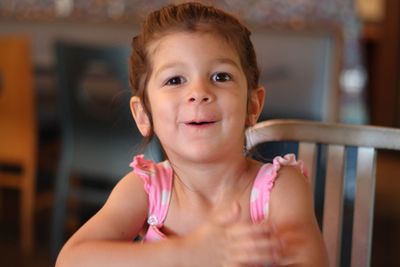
212, 72, 232, 82
165, 76, 185, 86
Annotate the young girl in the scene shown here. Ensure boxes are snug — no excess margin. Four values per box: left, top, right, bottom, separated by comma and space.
56, 2, 328, 267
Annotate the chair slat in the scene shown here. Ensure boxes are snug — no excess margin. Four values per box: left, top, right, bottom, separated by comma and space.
351, 147, 376, 267
323, 145, 345, 267
298, 142, 317, 191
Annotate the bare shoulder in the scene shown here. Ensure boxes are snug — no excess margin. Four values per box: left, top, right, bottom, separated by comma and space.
103, 171, 148, 214
273, 165, 310, 196
97, 171, 149, 231
269, 165, 314, 221
66, 171, 149, 244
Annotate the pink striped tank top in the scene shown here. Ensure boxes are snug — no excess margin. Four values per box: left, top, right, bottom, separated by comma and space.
130, 154, 306, 242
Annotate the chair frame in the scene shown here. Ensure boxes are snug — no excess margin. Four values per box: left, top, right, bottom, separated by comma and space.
246, 119, 400, 267
0, 36, 36, 254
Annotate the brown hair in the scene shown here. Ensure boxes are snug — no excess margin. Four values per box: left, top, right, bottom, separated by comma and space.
129, 1, 260, 142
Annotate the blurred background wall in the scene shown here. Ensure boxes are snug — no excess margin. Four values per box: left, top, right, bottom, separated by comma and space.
0, 0, 399, 266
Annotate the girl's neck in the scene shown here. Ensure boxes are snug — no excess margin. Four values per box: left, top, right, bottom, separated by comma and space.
168, 154, 258, 206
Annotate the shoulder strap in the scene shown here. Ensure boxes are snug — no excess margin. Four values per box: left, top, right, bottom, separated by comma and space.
130, 156, 173, 227
250, 163, 277, 224
249, 154, 307, 224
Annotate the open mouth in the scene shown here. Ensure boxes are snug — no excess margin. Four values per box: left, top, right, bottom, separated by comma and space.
188, 121, 213, 125
186, 120, 216, 126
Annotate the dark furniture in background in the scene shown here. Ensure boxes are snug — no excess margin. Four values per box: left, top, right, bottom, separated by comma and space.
365, 1, 400, 127
51, 42, 162, 257
252, 28, 341, 122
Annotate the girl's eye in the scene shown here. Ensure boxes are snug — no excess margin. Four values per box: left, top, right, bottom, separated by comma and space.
211, 72, 232, 82
165, 76, 185, 86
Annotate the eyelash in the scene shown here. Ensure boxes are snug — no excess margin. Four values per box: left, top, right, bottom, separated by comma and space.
164, 72, 232, 86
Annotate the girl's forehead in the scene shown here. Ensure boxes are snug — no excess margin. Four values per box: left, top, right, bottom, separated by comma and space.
147, 31, 238, 61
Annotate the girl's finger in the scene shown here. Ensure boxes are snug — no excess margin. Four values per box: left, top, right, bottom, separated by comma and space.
227, 223, 273, 241
227, 232, 283, 265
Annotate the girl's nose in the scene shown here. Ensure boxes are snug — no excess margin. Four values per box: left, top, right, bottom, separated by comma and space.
188, 95, 210, 103
187, 80, 215, 104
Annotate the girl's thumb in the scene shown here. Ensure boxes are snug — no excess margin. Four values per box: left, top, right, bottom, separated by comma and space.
214, 201, 241, 226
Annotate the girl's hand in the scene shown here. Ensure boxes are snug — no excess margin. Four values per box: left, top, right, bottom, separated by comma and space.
179, 202, 283, 267
226, 221, 283, 266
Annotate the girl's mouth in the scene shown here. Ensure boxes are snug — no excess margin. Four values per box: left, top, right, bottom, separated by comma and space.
187, 121, 215, 125
185, 120, 217, 127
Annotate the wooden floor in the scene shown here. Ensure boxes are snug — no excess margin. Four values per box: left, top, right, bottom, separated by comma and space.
0, 151, 399, 267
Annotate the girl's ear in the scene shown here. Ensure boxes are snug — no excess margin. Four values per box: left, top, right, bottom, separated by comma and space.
247, 86, 265, 126
130, 96, 151, 136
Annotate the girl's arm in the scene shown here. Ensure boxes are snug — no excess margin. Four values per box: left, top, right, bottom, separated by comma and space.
55, 172, 186, 267
269, 166, 329, 267
56, 172, 252, 267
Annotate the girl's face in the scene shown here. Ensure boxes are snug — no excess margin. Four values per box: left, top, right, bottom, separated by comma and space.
131, 32, 264, 163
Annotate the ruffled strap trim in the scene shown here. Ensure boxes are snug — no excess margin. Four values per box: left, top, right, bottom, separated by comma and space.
250, 153, 307, 224
272, 153, 308, 179
129, 154, 157, 194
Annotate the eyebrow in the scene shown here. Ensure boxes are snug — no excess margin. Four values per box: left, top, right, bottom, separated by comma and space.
153, 62, 186, 78
213, 58, 241, 70
153, 57, 241, 78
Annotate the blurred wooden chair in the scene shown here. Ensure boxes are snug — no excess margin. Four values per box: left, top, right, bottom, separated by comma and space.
246, 119, 400, 267
51, 41, 162, 258
0, 36, 37, 253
